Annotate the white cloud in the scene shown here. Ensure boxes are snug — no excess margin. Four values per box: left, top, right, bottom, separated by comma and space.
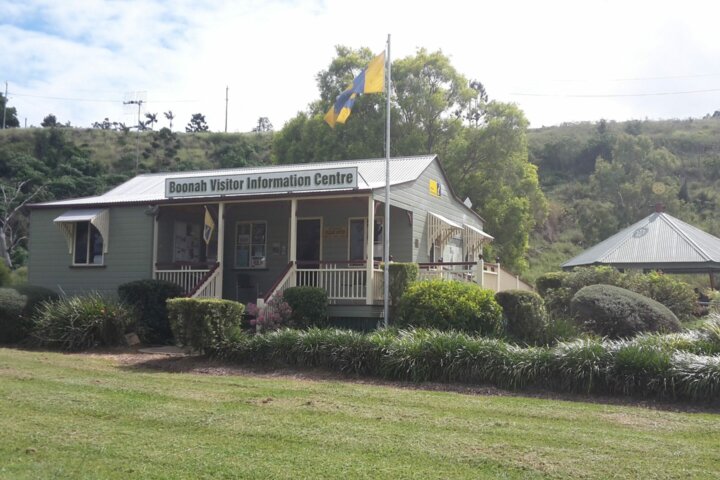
3, 0, 720, 131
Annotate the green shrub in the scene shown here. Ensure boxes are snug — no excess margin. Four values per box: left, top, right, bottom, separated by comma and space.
396, 280, 503, 336
31, 293, 134, 351
542, 267, 696, 321
571, 284, 681, 338
623, 272, 696, 321
118, 279, 185, 344
495, 290, 548, 344
282, 287, 328, 328
167, 298, 244, 352
0, 288, 29, 343
10, 266, 28, 285
535, 272, 567, 297
387, 262, 419, 307
0, 285, 58, 344
0, 262, 11, 287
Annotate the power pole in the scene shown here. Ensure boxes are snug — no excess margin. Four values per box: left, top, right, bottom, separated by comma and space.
123, 100, 144, 172
224, 86, 228, 133
2, 82, 7, 130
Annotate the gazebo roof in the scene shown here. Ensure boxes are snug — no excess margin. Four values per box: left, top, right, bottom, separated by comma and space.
562, 211, 720, 273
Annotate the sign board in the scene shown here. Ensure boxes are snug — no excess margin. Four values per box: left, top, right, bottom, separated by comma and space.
429, 179, 442, 197
165, 167, 359, 199
324, 226, 347, 239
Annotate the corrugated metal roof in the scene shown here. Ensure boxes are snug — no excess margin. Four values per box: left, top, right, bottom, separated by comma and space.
563, 212, 720, 269
34, 155, 436, 208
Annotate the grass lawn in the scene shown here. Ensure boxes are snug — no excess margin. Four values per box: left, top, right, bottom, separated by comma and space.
1, 348, 718, 479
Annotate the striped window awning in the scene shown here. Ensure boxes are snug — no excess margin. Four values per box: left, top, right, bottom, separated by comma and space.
54, 209, 110, 254
463, 223, 493, 256
427, 212, 462, 248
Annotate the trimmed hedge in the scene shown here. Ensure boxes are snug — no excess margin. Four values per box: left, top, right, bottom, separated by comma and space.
571, 284, 681, 338
535, 272, 567, 297
396, 280, 503, 335
282, 287, 328, 328
495, 290, 548, 344
167, 298, 244, 352
0, 285, 58, 344
30, 293, 133, 351
118, 279, 185, 344
212, 323, 720, 402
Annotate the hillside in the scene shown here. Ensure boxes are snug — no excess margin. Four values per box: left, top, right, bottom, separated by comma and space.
2, 117, 720, 285
526, 116, 720, 283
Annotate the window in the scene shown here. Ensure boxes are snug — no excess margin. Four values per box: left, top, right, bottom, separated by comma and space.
74, 222, 104, 265
348, 219, 365, 261
235, 221, 267, 268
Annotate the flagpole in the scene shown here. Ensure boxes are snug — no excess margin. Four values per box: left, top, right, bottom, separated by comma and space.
383, 34, 391, 328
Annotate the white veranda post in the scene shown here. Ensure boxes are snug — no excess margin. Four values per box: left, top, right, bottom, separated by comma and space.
366, 195, 375, 305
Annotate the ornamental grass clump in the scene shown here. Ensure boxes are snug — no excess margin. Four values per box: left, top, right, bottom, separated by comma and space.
31, 293, 133, 351
212, 325, 720, 402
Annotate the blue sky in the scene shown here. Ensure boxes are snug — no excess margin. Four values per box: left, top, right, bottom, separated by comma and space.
2, 0, 719, 132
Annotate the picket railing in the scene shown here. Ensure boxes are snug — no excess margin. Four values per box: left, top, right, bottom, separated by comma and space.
296, 261, 378, 303
190, 264, 222, 298
154, 263, 215, 296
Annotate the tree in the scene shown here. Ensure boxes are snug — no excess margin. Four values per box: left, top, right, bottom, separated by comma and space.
92, 118, 113, 130
164, 110, 175, 130
0, 180, 45, 267
41, 114, 59, 128
0, 93, 19, 129
145, 113, 158, 131
444, 102, 547, 271
186, 113, 209, 133
252, 117, 273, 133
393, 48, 476, 153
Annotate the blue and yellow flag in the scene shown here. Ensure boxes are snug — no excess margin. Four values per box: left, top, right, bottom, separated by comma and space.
203, 206, 215, 245
324, 52, 385, 128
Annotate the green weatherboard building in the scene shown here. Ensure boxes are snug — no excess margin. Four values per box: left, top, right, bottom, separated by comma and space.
28, 155, 496, 320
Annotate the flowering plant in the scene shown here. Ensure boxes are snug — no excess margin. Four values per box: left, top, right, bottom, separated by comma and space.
247, 293, 293, 332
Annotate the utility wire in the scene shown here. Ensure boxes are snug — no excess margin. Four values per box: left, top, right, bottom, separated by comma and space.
509, 88, 720, 98
7, 92, 201, 103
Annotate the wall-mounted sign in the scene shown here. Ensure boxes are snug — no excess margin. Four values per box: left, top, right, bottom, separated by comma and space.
324, 226, 347, 239
165, 167, 359, 199
429, 179, 442, 197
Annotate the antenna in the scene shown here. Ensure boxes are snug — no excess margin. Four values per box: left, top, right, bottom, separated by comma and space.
123, 91, 147, 173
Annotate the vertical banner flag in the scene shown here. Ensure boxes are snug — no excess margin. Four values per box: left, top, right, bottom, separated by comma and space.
324, 52, 385, 128
203, 206, 215, 245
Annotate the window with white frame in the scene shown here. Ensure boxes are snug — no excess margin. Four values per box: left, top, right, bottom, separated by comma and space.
74, 222, 104, 265
235, 221, 267, 268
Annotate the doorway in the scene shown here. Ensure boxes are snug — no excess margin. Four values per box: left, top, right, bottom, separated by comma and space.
297, 218, 321, 268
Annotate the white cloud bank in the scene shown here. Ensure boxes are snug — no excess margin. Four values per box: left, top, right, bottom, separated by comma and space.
2, 0, 719, 131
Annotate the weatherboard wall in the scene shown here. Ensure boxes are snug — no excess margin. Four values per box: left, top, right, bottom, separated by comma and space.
27, 207, 153, 295
373, 159, 484, 262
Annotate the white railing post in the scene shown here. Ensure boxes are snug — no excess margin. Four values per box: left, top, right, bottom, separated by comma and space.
366, 195, 374, 305
217, 202, 225, 298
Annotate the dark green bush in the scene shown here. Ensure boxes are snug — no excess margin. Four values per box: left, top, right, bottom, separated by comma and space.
31, 293, 134, 351
535, 271, 567, 297
118, 279, 185, 344
0, 288, 29, 343
387, 262, 419, 307
167, 298, 244, 352
571, 284, 681, 338
282, 287, 328, 328
396, 280, 503, 336
495, 290, 548, 344
0, 285, 58, 343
